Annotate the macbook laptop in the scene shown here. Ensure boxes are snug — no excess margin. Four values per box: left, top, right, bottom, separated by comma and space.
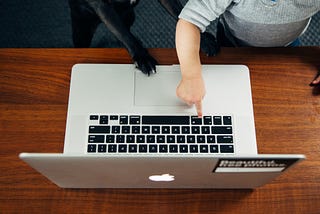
19, 64, 305, 188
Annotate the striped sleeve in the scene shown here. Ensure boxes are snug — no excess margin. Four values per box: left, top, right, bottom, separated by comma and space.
178, 0, 235, 32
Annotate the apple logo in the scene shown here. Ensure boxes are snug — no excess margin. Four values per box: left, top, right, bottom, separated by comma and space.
149, 174, 175, 182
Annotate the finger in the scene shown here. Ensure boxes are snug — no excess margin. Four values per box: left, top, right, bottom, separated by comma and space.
195, 101, 202, 118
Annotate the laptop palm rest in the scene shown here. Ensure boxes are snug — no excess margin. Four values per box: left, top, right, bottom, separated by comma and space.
134, 67, 185, 106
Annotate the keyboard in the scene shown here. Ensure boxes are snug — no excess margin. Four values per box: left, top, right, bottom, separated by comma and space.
87, 115, 234, 154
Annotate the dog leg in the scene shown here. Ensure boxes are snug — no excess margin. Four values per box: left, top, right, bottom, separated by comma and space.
87, 0, 157, 75
68, 0, 101, 47
200, 32, 220, 56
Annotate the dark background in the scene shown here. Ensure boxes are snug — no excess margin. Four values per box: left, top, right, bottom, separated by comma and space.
0, 0, 319, 48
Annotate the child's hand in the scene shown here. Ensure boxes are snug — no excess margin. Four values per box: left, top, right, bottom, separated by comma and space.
176, 76, 206, 117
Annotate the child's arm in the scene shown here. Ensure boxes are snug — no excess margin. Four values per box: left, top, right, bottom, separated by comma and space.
175, 19, 205, 117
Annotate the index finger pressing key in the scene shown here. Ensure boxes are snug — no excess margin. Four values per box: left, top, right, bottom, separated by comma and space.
195, 101, 203, 118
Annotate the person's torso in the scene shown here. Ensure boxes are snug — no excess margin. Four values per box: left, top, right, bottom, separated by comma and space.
223, 0, 320, 46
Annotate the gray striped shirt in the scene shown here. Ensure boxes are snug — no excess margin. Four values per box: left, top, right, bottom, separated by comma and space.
179, 0, 320, 46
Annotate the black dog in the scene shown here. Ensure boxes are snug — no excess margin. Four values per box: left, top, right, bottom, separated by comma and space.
68, 0, 219, 75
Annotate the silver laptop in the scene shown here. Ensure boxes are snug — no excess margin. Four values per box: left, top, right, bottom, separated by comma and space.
19, 64, 304, 188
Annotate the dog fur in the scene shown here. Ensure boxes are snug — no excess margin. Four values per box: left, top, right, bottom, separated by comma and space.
68, 0, 219, 75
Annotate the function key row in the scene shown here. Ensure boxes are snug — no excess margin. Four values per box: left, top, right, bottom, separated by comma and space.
89, 115, 232, 125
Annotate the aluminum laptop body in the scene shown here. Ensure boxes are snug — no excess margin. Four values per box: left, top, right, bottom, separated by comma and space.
19, 64, 305, 188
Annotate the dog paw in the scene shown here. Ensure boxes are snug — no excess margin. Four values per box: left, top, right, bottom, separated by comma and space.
133, 51, 158, 76
200, 32, 220, 57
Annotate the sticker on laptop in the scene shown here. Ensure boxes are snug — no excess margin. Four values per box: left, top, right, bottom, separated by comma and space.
213, 158, 299, 173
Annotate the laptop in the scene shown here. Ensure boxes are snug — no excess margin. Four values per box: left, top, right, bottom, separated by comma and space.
19, 64, 305, 188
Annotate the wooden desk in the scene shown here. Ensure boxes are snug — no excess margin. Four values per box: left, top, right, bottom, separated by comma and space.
0, 48, 319, 213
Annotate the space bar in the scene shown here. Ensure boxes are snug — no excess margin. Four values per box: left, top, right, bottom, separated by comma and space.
142, 116, 190, 125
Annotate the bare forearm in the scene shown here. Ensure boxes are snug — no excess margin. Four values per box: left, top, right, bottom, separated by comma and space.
175, 19, 202, 79
175, 19, 205, 117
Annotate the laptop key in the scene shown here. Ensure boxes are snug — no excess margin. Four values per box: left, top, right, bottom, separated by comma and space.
87, 144, 97, 153
90, 115, 99, 120
182, 126, 190, 134
139, 145, 147, 153
197, 135, 206, 143
167, 135, 175, 143
119, 115, 128, 124
187, 135, 196, 143
203, 116, 212, 125
89, 126, 110, 133
220, 145, 234, 153
111, 126, 120, 134
152, 126, 161, 134
177, 135, 186, 143
98, 144, 107, 153
110, 115, 118, 120
142, 126, 150, 134
189, 145, 198, 153
156, 135, 165, 143
213, 116, 222, 125
191, 116, 202, 125
88, 135, 105, 143
116, 135, 125, 143
200, 145, 209, 153
147, 135, 155, 143
99, 115, 108, 124
223, 116, 232, 125
217, 135, 233, 143
149, 145, 158, 153
106, 135, 115, 143
172, 126, 180, 134
201, 126, 210, 134
159, 144, 168, 153
132, 126, 140, 134
142, 116, 190, 125
210, 145, 219, 153
126, 135, 135, 143
179, 145, 188, 153
169, 145, 178, 153
121, 126, 130, 134
129, 115, 140, 124
118, 144, 127, 153
191, 126, 200, 134
207, 135, 215, 143
108, 144, 117, 153
129, 144, 137, 153
137, 135, 145, 143
212, 126, 232, 134
162, 126, 170, 134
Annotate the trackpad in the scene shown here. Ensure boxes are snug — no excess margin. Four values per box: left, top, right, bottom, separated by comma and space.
134, 68, 185, 106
